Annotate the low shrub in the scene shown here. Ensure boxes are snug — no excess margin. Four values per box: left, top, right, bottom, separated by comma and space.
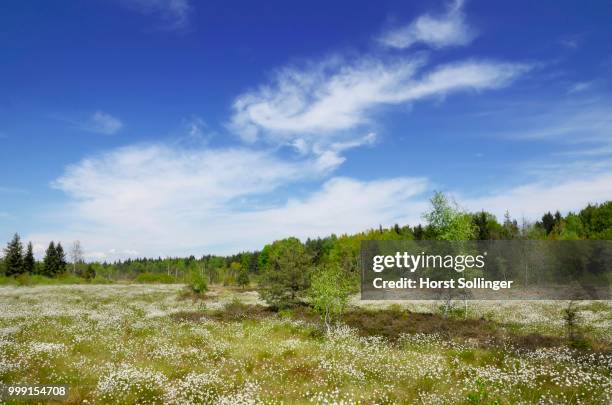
90, 275, 112, 284
187, 269, 208, 294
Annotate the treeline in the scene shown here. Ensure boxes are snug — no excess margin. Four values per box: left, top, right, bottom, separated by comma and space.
0, 236, 100, 283
92, 253, 255, 285
255, 196, 612, 307
1, 194, 611, 290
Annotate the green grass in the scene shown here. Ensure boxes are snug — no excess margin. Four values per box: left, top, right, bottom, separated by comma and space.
0, 273, 90, 286
0, 284, 610, 404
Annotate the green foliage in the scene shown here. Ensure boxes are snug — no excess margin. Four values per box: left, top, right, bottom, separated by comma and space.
558, 213, 585, 240
423, 192, 477, 240
579, 201, 612, 239
3, 196, 611, 287
135, 272, 176, 284
308, 264, 352, 331
0, 273, 87, 286
237, 266, 250, 288
55, 243, 67, 272
260, 237, 311, 308
501, 211, 520, 239
471, 211, 503, 240
188, 268, 208, 294
42, 242, 56, 276
562, 301, 591, 349
3, 233, 24, 276
42, 241, 67, 277
23, 242, 35, 274
541, 212, 557, 235
258, 245, 270, 272
83, 264, 96, 280
90, 275, 112, 284
466, 378, 497, 404
325, 228, 406, 287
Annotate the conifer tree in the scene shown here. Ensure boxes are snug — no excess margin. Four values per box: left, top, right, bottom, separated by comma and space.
237, 266, 250, 289
3, 233, 24, 276
23, 241, 35, 274
43, 241, 57, 276
56, 243, 67, 274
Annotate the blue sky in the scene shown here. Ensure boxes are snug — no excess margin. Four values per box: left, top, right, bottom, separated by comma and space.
1, 0, 611, 259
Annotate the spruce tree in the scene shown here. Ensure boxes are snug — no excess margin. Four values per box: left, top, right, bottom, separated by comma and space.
23, 241, 35, 274
43, 242, 57, 276
55, 243, 67, 274
3, 233, 24, 276
237, 266, 250, 289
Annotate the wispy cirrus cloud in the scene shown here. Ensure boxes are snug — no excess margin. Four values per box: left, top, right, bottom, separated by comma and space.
88, 111, 123, 135
567, 81, 594, 94
461, 171, 612, 220
229, 56, 529, 150
558, 34, 583, 50
378, 0, 475, 50
119, 0, 192, 30
499, 101, 612, 144
55, 110, 123, 135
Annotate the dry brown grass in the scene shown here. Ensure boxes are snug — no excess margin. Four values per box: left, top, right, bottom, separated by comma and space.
172, 302, 612, 354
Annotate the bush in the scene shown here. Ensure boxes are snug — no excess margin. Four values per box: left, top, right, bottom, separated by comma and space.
135, 272, 176, 284
56, 273, 85, 284
188, 269, 208, 294
16, 273, 34, 286
237, 267, 250, 289
90, 275, 112, 284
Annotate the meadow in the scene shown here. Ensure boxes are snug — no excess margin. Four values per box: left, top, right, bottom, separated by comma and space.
0, 284, 610, 404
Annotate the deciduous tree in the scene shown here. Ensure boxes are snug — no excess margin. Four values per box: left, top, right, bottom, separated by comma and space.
308, 264, 352, 332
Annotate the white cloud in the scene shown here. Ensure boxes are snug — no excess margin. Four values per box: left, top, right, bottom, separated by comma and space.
226, 177, 429, 247
88, 111, 123, 135
559, 35, 581, 49
230, 57, 423, 143
501, 104, 612, 143
29, 143, 429, 258
186, 116, 206, 139
120, 0, 191, 30
378, 0, 474, 49
51, 111, 123, 135
41, 140, 612, 258
567, 81, 593, 94
52, 144, 313, 223
461, 171, 612, 221
230, 56, 528, 148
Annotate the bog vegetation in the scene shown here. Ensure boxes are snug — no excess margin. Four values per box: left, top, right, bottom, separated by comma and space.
0, 284, 610, 403
1, 193, 611, 403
